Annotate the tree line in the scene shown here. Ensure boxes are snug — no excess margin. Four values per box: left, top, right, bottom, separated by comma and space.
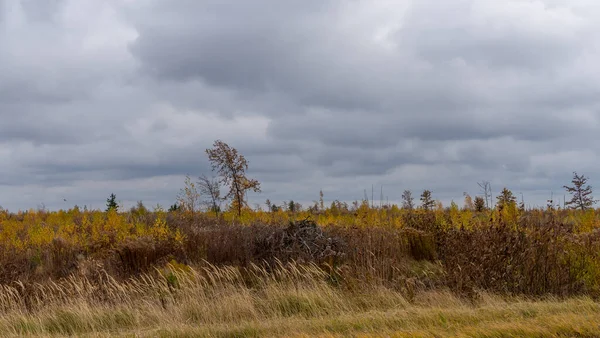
103, 140, 598, 214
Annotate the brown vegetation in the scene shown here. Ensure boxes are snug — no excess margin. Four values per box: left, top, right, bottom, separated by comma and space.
2, 206, 600, 299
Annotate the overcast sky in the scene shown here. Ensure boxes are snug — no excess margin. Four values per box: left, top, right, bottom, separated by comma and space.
1, 0, 599, 211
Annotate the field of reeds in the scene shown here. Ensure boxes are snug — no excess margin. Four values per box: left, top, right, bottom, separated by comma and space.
2, 201, 600, 336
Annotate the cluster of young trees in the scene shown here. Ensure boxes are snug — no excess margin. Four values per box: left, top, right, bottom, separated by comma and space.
399, 190, 436, 211
102, 140, 260, 217
472, 172, 597, 212
265, 199, 302, 213
173, 140, 261, 217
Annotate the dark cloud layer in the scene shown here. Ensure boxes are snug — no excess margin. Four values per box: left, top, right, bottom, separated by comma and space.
1, 0, 600, 210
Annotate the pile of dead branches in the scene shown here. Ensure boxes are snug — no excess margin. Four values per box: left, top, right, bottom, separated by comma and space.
249, 218, 345, 267
281, 218, 345, 262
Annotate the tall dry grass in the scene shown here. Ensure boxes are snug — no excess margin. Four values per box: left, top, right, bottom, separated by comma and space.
0, 261, 598, 337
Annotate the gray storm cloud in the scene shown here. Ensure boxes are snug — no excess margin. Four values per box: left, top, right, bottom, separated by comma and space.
0, 0, 599, 210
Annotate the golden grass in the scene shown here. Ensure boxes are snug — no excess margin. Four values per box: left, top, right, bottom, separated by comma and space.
0, 262, 598, 337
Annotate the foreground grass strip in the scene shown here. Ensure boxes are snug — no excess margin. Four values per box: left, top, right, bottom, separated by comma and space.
0, 263, 598, 337
99, 298, 600, 338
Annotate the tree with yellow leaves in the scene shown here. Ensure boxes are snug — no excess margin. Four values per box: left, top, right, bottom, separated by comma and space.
206, 140, 261, 217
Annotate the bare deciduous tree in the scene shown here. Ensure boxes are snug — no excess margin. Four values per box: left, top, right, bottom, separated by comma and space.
463, 192, 474, 211
198, 174, 222, 217
319, 190, 325, 211
206, 140, 261, 217
177, 175, 201, 213
478, 181, 492, 209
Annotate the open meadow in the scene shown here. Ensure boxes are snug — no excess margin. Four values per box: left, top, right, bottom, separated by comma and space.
1, 202, 600, 337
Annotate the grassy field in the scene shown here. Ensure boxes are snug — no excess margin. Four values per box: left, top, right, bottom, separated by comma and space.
2, 204, 600, 336
0, 262, 598, 337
